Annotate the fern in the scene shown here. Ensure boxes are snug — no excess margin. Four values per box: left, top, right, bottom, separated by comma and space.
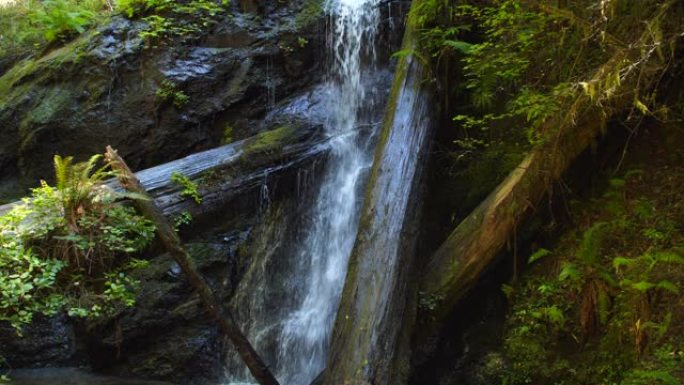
29, 0, 97, 42
528, 248, 551, 264
558, 262, 581, 282
53, 154, 112, 224
170, 171, 202, 204
577, 222, 608, 264
443, 39, 474, 54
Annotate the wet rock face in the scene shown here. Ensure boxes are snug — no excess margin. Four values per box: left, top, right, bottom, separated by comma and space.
0, 314, 80, 369
87, 239, 249, 385
0, 1, 325, 193
0, 239, 247, 385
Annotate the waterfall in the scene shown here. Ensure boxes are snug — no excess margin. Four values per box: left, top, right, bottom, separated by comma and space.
273, 0, 381, 381
224, 0, 382, 383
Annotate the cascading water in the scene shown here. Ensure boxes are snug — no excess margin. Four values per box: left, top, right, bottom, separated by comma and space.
224, 0, 382, 383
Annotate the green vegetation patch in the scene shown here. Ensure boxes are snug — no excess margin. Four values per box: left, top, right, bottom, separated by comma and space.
242, 125, 295, 157
119, 0, 230, 46
171, 171, 202, 204
294, 0, 324, 30
156, 79, 189, 108
0, 0, 109, 59
488, 157, 684, 385
0, 154, 155, 333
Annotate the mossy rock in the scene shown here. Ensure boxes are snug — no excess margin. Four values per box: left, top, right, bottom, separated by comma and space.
294, 0, 325, 30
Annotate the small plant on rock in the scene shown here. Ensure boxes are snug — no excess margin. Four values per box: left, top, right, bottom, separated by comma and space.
171, 171, 202, 204
156, 79, 189, 108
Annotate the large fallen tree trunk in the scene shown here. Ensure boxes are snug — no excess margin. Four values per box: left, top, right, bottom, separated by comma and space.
322, 16, 435, 385
419, 0, 677, 329
0, 123, 329, 218
104, 146, 280, 385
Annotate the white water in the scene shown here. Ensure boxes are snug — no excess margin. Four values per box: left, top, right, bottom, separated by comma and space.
224, 0, 381, 383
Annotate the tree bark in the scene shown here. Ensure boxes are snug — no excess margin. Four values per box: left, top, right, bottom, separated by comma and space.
0, 123, 328, 219
104, 146, 280, 385
418, 0, 676, 331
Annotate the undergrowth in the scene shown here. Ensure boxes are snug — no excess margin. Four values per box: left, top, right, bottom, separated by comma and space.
0, 0, 109, 60
489, 144, 684, 384
411, 0, 682, 219
0, 154, 155, 333
0, 0, 231, 62
118, 0, 230, 47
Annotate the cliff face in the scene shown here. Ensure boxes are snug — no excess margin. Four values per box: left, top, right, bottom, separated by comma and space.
0, 2, 329, 383
0, 0, 325, 200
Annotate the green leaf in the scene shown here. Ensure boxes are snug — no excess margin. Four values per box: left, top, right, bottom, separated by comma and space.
542, 306, 565, 326
559, 263, 581, 282
630, 281, 655, 292
391, 49, 415, 59
528, 248, 551, 264
612, 256, 633, 270
656, 280, 679, 294
443, 39, 474, 54
634, 98, 650, 114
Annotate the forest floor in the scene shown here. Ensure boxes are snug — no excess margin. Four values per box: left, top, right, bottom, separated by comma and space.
483, 122, 684, 384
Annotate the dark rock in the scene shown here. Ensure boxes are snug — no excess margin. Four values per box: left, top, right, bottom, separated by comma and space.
86, 242, 242, 385
0, 1, 326, 194
0, 314, 80, 368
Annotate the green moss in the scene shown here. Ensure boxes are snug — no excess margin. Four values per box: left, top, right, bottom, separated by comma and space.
18, 87, 75, 152
222, 124, 234, 144
242, 125, 295, 157
0, 34, 90, 109
26, 87, 74, 125
0, 58, 39, 101
294, 0, 324, 30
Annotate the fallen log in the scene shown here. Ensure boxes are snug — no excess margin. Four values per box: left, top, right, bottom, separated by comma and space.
0, 123, 328, 218
418, 0, 677, 329
104, 146, 280, 385
323, 15, 434, 384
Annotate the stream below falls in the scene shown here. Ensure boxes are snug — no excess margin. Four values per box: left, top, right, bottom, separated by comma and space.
224, 0, 384, 383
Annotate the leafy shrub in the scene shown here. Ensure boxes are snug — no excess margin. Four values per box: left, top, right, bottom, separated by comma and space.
28, 0, 98, 42
117, 0, 229, 45
0, 0, 108, 58
0, 235, 64, 333
497, 166, 684, 385
0, 154, 155, 333
116, 0, 171, 18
